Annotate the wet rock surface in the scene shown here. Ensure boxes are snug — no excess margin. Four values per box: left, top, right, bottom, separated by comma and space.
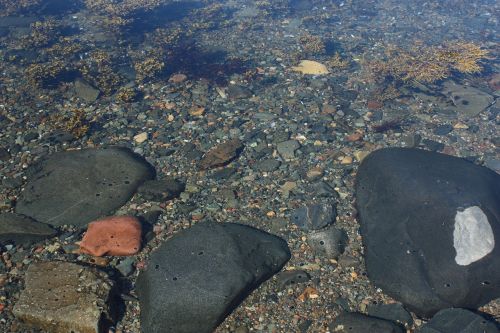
0, 213, 57, 246
291, 202, 337, 230
199, 139, 244, 170
329, 312, 405, 333
0, 0, 499, 332
13, 261, 115, 333
356, 148, 500, 317
418, 308, 499, 333
79, 215, 142, 256
136, 222, 291, 333
15, 147, 155, 228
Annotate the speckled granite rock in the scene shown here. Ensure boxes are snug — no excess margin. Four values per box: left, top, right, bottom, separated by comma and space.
13, 261, 115, 333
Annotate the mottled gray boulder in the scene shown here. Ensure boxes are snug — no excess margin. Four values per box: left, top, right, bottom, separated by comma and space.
136, 222, 290, 333
329, 312, 405, 333
418, 308, 499, 333
356, 148, 500, 317
16, 147, 155, 228
13, 261, 115, 333
0, 213, 57, 245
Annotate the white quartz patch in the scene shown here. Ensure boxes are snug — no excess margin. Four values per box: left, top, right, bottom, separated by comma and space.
453, 206, 495, 266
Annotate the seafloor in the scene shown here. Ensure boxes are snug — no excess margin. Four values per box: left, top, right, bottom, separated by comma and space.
0, 0, 499, 332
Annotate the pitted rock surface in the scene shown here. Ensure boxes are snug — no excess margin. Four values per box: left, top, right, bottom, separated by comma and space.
16, 147, 155, 228
136, 222, 291, 333
13, 261, 115, 333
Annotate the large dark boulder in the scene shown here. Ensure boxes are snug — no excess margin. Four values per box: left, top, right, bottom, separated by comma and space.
0, 213, 57, 246
136, 222, 290, 333
418, 308, 499, 333
16, 147, 155, 228
329, 312, 405, 333
355, 148, 500, 317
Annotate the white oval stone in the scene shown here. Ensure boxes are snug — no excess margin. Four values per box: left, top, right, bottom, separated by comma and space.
453, 206, 495, 266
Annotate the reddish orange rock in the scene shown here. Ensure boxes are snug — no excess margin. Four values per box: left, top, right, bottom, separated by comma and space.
367, 100, 383, 110
169, 73, 187, 83
79, 216, 142, 256
345, 132, 364, 142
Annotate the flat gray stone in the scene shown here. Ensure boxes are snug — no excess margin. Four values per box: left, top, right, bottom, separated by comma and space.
13, 261, 115, 333
442, 81, 494, 118
16, 147, 155, 228
0, 213, 57, 246
277, 140, 300, 159
136, 222, 290, 333
137, 178, 185, 201
74, 79, 100, 103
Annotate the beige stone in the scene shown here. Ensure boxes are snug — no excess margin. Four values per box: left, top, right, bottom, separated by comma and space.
13, 261, 114, 333
133, 132, 148, 143
291, 60, 329, 75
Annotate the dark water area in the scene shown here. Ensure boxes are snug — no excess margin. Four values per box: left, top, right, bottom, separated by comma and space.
0, 0, 499, 332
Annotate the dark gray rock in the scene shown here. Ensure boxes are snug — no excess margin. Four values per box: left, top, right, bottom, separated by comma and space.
422, 139, 445, 152
277, 140, 300, 159
74, 79, 100, 103
308, 182, 339, 198
0, 147, 10, 161
434, 124, 453, 136
307, 225, 347, 259
0, 213, 57, 246
276, 270, 310, 289
291, 203, 337, 230
329, 312, 405, 333
418, 308, 499, 333
253, 159, 281, 172
227, 85, 253, 99
136, 222, 290, 333
137, 179, 185, 201
16, 147, 155, 228
116, 257, 135, 277
356, 148, 500, 317
367, 303, 413, 327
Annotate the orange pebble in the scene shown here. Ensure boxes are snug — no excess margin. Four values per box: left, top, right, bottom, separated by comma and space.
79, 216, 142, 257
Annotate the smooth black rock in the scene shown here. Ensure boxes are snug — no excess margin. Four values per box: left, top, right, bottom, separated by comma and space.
329, 312, 405, 333
137, 179, 185, 201
0, 213, 57, 246
367, 303, 413, 327
276, 270, 310, 289
356, 148, 500, 317
16, 147, 155, 228
291, 203, 337, 230
418, 308, 499, 333
136, 222, 290, 333
0, 147, 11, 161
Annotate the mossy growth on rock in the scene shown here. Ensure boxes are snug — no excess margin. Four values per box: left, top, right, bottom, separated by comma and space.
367, 41, 490, 84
